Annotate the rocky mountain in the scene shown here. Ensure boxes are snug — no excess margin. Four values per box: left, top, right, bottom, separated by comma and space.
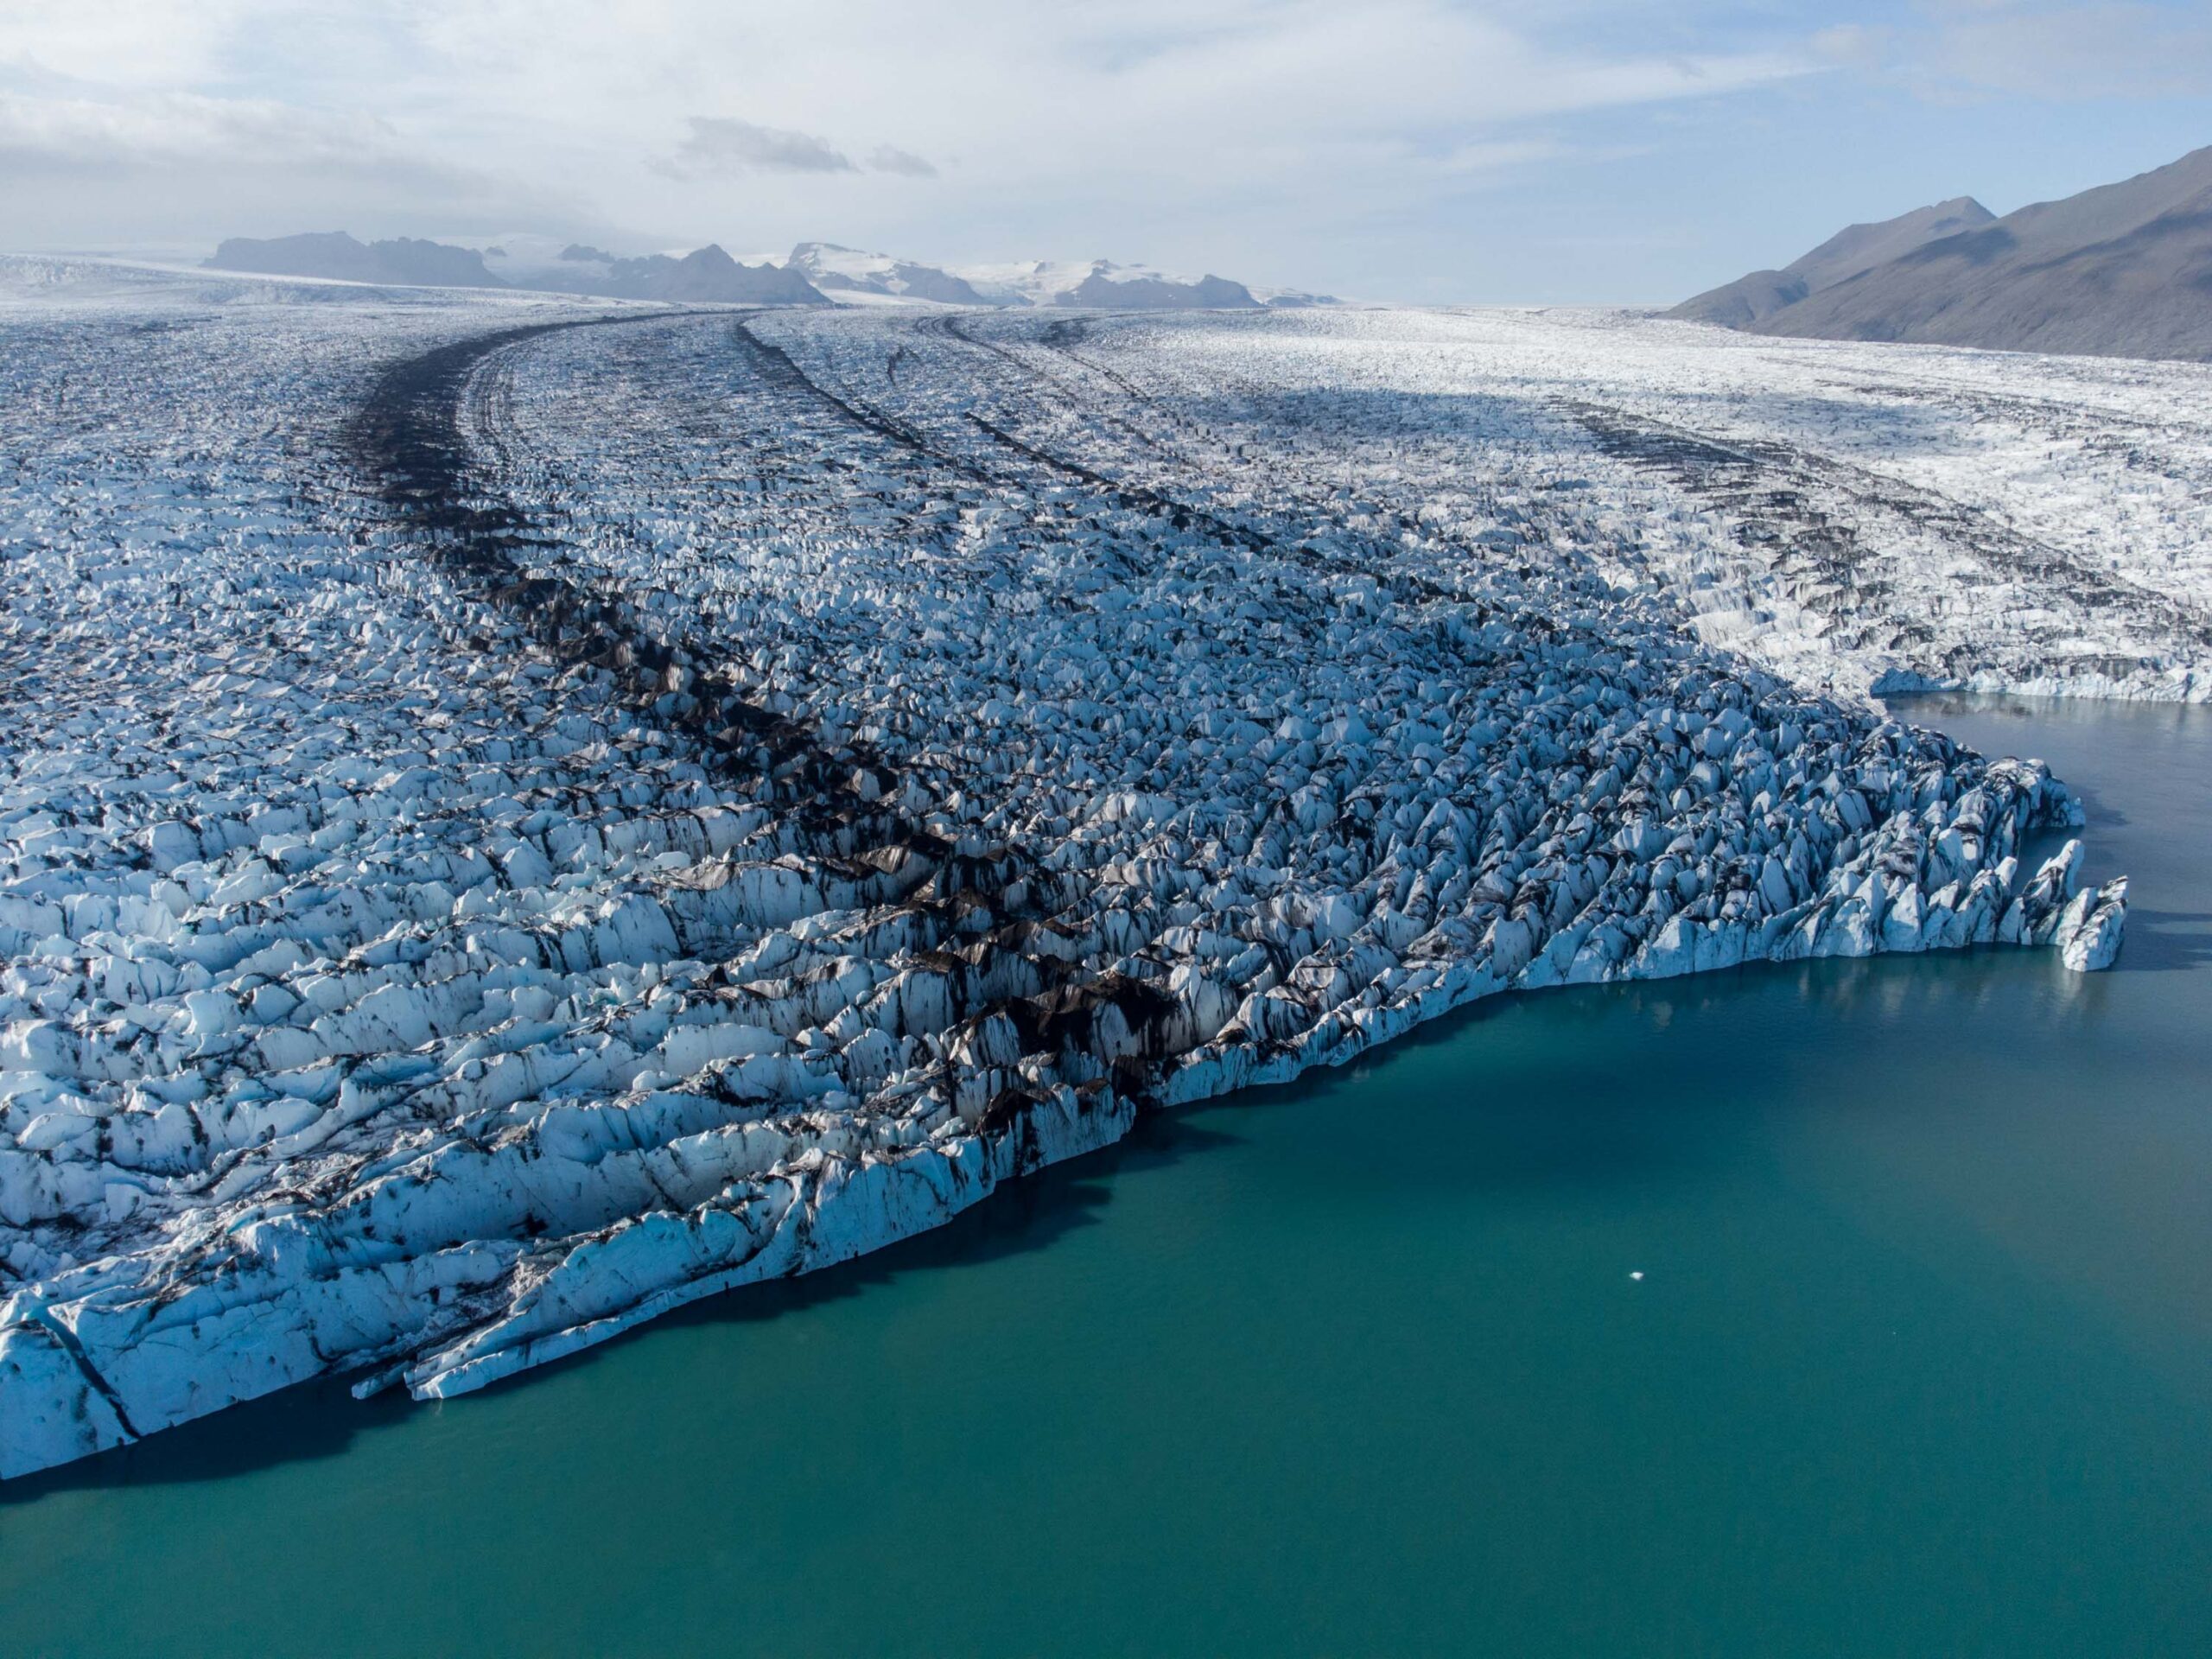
1061, 267, 1260, 308
1675, 146, 2212, 360
1784, 197, 1999, 292
206, 232, 507, 289
1672, 198, 1993, 328
527, 243, 828, 304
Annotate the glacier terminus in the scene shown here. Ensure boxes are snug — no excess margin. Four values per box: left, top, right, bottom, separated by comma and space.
4, 259, 2185, 1478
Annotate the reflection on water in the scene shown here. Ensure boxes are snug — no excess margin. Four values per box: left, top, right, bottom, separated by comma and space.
3, 693, 2208, 1658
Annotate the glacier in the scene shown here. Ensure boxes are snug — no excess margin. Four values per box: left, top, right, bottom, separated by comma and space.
1, 260, 2181, 1478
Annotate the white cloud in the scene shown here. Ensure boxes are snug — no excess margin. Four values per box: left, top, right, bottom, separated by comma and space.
868, 144, 938, 179
0, 0, 1819, 269
1809, 23, 1893, 71
0, 1, 258, 89
1915, 3, 2212, 100
1814, 3, 2212, 102
661, 116, 855, 177
652, 118, 941, 181
0, 90, 404, 168
0, 84, 553, 245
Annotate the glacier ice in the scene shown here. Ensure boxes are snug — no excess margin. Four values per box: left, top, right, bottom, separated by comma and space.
0, 260, 2158, 1477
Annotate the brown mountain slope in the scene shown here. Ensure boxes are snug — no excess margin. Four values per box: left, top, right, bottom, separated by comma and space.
1671, 197, 1993, 327
1754, 147, 2212, 360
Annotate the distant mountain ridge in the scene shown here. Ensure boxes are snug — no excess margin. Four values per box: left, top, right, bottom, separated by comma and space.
953, 257, 1336, 309
207, 232, 825, 304
524, 244, 827, 304
1673, 146, 2212, 360
207, 232, 507, 289
956, 257, 1258, 309
791, 245, 1334, 309
207, 228, 1339, 312
1064, 267, 1258, 309
787, 242, 1003, 305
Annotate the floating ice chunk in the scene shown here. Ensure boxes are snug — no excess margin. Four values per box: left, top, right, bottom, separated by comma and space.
2058, 877, 2127, 973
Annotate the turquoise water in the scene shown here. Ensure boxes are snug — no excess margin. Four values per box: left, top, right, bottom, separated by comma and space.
3, 694, 2208, 1657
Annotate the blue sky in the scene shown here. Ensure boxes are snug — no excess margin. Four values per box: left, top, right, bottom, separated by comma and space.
0, 1, 2206, 302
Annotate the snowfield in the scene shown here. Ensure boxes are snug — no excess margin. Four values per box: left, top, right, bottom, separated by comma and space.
0, 265, 2167, 1477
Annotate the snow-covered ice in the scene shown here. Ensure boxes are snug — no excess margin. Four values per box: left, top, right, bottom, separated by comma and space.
0, 265, 2162, 1476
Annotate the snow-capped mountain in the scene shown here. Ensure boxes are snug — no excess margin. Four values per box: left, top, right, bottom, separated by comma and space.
797, 245, 1343, 309
787, 242, 1006, 305
1242, 282, 1342, 309
951, 257, 1249, 309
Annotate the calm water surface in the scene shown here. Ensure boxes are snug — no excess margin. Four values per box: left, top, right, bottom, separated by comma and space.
3, 693, 2208, 1656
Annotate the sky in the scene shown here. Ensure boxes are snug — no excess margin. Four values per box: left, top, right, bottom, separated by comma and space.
1, 0, 2208, 303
